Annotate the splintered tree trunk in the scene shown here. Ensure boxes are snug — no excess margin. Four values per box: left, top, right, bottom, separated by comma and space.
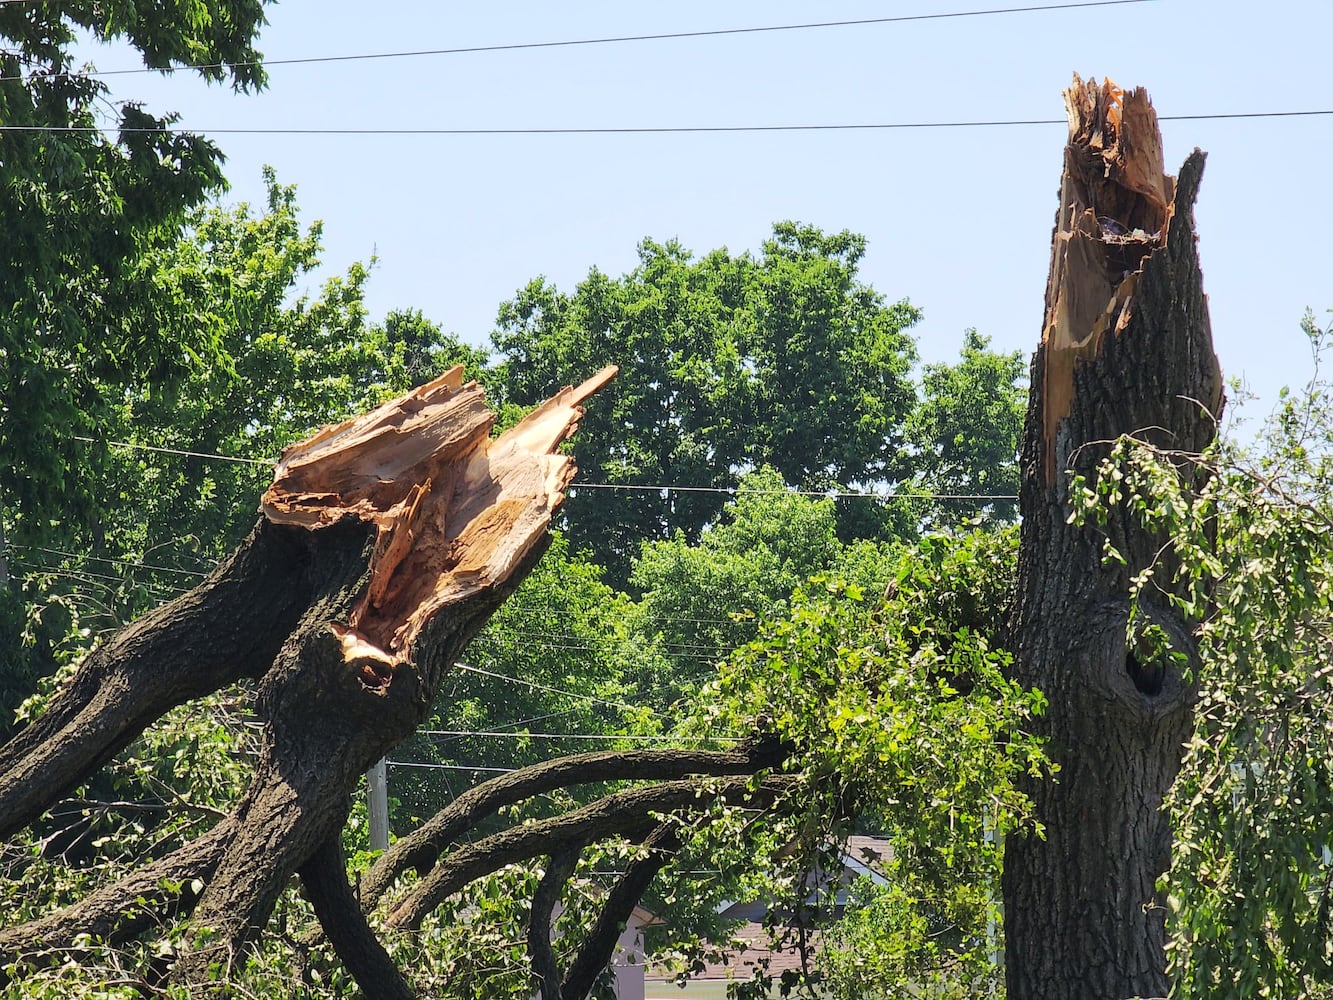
1003, 77, 1223, 999
0, 364, 615, 990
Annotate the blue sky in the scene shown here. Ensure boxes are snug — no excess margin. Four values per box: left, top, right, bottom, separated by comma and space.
89, 0, 1332, 416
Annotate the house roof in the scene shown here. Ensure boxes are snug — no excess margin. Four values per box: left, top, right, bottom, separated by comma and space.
651, 920, 822, 984
648, 835, 893, 984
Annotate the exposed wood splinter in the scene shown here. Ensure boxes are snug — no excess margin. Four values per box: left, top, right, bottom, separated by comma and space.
263, 365, 619, 664
1040, 74, 1180, 484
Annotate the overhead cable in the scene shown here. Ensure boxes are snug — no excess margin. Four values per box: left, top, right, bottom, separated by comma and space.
453, 662, 641, 714
74, 435, 272, 467
387, 760, 515, 773
5, 109, 1332, 137
418, 728, 739, 743
0, 2, 1153, 83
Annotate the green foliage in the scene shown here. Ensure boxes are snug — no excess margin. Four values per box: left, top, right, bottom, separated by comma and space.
394, 533, 662, 823
629, 466, 844, 701
820, 876, 1000, 1000
490, 223, 922, 582
3, 174, 491, 730
684, 551, 1045, 997
906, 329, 1025, 523
0, 0, 266, 549
1070, 310, 1333, 998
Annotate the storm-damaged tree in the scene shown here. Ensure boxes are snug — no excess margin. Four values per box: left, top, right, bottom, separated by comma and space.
1001, 76, 1224, 998
0, 363, 1044, 999
0, 368, 626, 993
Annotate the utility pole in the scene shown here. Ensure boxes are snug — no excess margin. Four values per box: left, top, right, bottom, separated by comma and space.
367, 758, 389, 852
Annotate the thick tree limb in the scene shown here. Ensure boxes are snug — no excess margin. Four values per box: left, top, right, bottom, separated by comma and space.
388, 775, 797, 930
0, 366, 616, 995
361, 737, 788, 909
561, 821, 682, 1000
0, 519, 327, 840
1003, 75, 1221, 1000
165, 367, 616, 988
529, 848, 581, 1000
299, 834, 416, 1000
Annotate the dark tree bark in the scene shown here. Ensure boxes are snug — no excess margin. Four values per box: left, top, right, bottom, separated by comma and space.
0, 365, 620, 994
1003, 76, 1223, 999
529, 848, 581, 1000
360, 737, 787, 909
386, 774, 796, 930
298, 835, 416, 1000
560, 821, 681, 1000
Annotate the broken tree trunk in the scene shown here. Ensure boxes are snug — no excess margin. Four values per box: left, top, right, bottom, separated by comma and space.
0, 365, 616, 991
1003, 76, 1223, 999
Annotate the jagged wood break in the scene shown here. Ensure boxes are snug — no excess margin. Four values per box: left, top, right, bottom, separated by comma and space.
1004, 74, 1222, 1000
0, 366, 616, 996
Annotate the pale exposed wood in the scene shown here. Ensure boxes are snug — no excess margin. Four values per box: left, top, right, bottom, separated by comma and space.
262, 365, 618, 659
1040, 74, 1178, 485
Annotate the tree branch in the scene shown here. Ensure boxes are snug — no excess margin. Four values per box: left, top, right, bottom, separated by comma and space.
529, 848, 581, 1000
0, 518, 339, 840
0, 820, 233, 975
561, 821, 681, 1000
362, 736, 787, 909
387, 774, 796, 931
299, 834, 416, 1000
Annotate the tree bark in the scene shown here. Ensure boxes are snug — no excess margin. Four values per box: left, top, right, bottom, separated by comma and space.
0, 365, 617, 994
360, 738, 787, 909
1003, 76, 1223, 999
298, 834, 416, 1000
387, 774, 796, 930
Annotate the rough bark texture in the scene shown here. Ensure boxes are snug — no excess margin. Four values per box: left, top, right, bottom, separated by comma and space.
0, 365, 617, 995
0, 519, 325, 840
298, 835, 416, 1000
360, 739, 787, 909
1003, 76, 1222, 1000
560, 821, 681, 1000
388, 774, 797, 930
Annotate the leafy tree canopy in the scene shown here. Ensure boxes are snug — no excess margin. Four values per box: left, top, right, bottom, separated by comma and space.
0, 0, 268, 544
491, 222, 923, 581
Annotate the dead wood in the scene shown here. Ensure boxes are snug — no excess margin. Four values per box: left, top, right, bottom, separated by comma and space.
387, 774, 798, 931
1003, 74, 1221, 999
0, 366, 617, 994
360, 737, 788, 910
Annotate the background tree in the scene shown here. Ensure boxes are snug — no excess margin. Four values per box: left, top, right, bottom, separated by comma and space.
3, 175, 489, 732
0, 0, 268, 724
906, 329, 1025, 524
491, 223, 922, 583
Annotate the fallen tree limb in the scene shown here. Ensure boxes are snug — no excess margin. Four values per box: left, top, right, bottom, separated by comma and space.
298, 834, 416, 1000
560, 821, 682, 1000
0, 365, 617, 995
360, 736, 788, 909
387, 774, 798, 931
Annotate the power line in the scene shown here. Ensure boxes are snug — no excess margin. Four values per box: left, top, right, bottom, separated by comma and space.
418, 729, 738, 744
453, 662, 641, 714
17, 546, 211, 578
387, 760, 515, 773
62, 436, 1021, 501
568, 483, 1017, 501
5, 110, 1332, 137
0, 2, 1152, 84
74, 435, 272, 467
65, 433, 1025, 502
